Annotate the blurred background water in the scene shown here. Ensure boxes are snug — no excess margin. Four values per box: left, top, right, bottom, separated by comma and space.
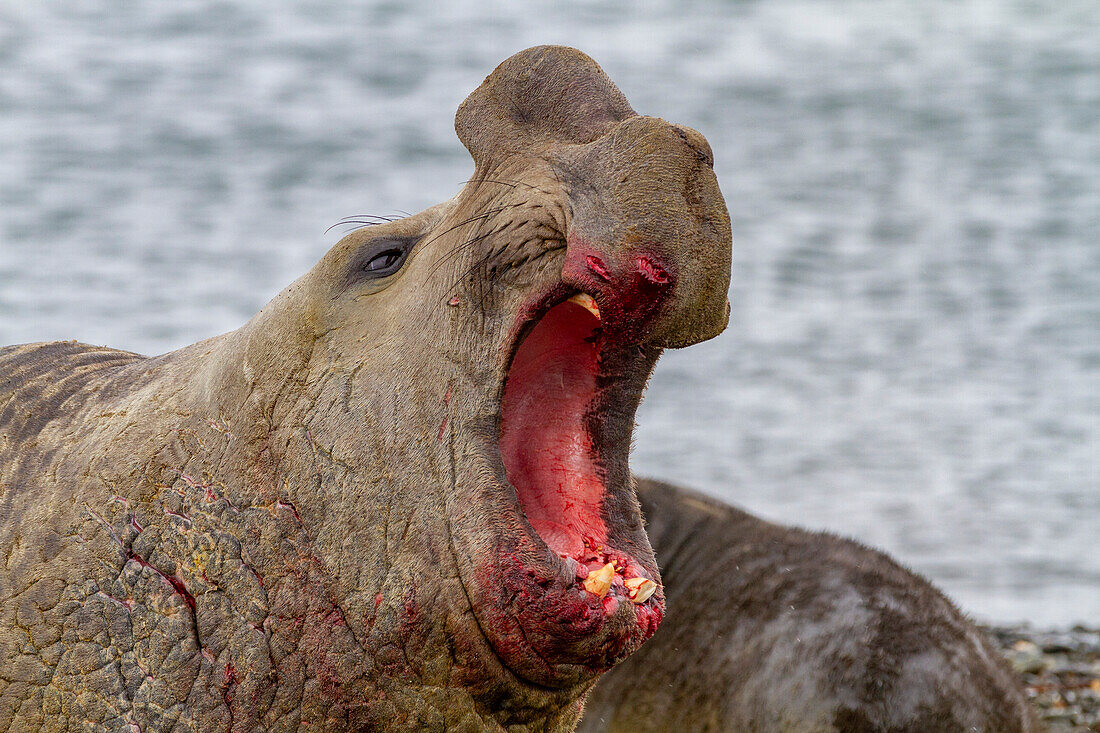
0, 0, 1096, 627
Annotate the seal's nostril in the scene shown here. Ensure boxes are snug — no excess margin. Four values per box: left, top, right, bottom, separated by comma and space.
585, 255, 611, 281
636, 257, 669, 284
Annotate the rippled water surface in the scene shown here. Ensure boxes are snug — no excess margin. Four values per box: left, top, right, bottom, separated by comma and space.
1, 1, 1096, 625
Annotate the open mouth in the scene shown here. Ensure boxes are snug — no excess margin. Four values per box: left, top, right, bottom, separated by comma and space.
446, 284, 664, 687
500, 293, 658, 606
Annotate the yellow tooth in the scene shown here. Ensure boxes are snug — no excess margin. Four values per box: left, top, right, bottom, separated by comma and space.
568, 293, 601, 320
583, 562, 615, 598
625, 577, 657, 604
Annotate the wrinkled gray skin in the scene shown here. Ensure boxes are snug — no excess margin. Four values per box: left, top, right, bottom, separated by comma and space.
0, 47, 732, 732
582, 479, 1043, 733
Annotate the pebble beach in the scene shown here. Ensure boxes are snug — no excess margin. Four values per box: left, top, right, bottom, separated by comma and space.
989, 626, 1100, 732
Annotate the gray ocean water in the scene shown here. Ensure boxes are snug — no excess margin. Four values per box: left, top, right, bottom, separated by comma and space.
0, 1, 1096, 626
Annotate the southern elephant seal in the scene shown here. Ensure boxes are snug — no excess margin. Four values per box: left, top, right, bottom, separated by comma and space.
0, 47, 730, 731
581, 479, 1043, 732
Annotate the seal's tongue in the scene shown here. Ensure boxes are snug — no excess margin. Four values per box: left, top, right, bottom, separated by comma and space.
500, 297, 603, 560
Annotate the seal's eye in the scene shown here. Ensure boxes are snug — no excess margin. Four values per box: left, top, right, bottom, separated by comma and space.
364, 248, 405, 274
346, 235, 418, 285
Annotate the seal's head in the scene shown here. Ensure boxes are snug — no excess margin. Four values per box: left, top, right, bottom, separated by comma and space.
248, 45, 731, 725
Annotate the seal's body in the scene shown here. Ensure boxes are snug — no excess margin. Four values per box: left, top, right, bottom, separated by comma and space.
0, 336, 403, 731
0, 47, 732, 732
581, 479, 1042, 732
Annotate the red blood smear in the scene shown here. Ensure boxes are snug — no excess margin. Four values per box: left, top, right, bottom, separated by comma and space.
500, 299, 606, 559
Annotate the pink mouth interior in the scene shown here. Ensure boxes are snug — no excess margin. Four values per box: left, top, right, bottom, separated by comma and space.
500, 299, 606, 560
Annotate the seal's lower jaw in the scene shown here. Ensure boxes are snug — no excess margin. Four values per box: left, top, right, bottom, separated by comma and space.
469, 293, 663, 686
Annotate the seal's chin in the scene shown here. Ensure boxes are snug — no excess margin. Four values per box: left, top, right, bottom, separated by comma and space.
501, 294, 659, 605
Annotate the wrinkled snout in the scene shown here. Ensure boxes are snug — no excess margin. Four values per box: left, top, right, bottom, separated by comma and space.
454, 45, 732, 347
557, 116, 733, 348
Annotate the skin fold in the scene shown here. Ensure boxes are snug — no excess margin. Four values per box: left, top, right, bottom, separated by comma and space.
581, 479, 1043, 733
0, 47, 731, 732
